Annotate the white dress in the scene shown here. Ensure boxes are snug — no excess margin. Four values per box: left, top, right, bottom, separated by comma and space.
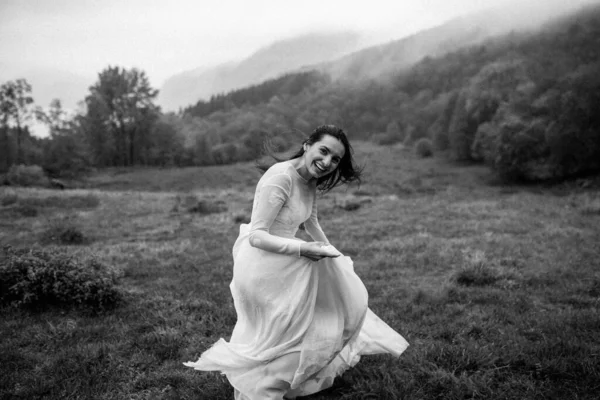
184, 161, 408, 399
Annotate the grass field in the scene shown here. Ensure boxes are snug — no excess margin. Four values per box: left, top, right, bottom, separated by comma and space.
1, 142, 599, 399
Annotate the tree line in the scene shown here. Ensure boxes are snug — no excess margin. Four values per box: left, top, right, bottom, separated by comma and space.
1, 3, 599, 182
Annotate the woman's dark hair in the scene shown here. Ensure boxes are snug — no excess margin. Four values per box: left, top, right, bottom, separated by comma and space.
257, 125, 363, 193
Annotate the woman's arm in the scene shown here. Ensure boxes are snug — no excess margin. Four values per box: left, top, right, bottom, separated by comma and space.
248, 174, 302, 256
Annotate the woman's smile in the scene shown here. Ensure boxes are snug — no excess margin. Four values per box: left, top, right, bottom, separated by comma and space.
314, 161, 328, 174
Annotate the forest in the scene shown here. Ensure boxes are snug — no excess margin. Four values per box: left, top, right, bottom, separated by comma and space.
1, 3, 599, 183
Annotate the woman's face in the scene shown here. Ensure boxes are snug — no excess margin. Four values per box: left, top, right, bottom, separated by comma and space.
303, 134, 346, 179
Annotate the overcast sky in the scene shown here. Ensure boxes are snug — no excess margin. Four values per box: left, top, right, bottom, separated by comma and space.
0, 0, 516, 86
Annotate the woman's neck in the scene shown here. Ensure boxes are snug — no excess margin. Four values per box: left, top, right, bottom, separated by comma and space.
288, 158, 314, 183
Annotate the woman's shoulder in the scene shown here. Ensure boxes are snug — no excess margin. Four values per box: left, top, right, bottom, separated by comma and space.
263, 160, 296, 177
260, 161, 294, 186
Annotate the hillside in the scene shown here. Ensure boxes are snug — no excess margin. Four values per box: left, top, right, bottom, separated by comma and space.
157, 31, 365, 111
319, 0, 597, 81
162, 0, 597, 113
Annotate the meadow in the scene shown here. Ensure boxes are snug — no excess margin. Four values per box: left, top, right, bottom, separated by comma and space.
1, 142, 599, 400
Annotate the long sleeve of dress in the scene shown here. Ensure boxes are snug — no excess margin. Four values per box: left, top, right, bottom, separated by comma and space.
303, 196, 329, 243
248, 173, 302, 256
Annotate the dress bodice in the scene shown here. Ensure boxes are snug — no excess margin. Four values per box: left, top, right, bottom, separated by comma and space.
250, 161, 315, 239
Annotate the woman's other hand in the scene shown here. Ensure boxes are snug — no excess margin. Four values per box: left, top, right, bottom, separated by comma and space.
300, 242, 342, 261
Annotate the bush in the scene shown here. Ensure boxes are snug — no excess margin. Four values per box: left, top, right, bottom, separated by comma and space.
471, 122, 497, 162
6, 164, 48, 187
41, 216, 88, 245
414, 138, 434, 158
0, 247, 122, 312
492, 116, 550, 181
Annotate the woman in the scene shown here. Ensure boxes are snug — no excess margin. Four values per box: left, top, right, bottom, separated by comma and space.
185, 125, 408, 399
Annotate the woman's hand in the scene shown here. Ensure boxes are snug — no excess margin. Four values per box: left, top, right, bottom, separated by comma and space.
300, 242, 342, 261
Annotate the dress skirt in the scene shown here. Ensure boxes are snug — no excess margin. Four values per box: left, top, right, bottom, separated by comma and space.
184, 224, 409, 399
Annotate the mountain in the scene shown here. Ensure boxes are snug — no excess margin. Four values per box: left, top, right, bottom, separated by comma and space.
160, 0, 598, 112
318, 0, 599, 81
157, 31, 367, 111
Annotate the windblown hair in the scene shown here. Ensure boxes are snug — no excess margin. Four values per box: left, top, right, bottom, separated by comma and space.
257, 125, 363, 193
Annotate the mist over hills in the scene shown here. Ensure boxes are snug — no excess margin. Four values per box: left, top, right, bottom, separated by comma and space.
164, 0, 598, 113
157, 31, 366, 111
318, 0, 592, 81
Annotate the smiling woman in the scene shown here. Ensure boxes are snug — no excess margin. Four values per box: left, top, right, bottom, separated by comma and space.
276, 125, 363, 193
292, 134, 345, 180
184, 125, 409, 399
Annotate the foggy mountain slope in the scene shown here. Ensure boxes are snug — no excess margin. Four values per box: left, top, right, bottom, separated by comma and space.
157, 62, 238, 112
319, 0, 599, 81
157, 31, 364, 111
160, 0, 598, 112
182, 0, 600, 124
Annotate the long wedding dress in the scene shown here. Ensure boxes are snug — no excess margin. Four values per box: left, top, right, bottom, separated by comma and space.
184, 161, 408, 399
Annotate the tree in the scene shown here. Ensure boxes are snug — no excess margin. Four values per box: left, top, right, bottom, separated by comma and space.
148, 114, 186, 166
193, 134, 215, 166
37, 99, 89, 178
36, 99, 69, 135
83, 66, 159, 166
0, 79, 35, 164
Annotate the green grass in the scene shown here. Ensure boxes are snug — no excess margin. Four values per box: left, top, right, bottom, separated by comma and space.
1, 142, 599, 399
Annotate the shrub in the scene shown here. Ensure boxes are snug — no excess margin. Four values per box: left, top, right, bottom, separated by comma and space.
0, 247, 122, 312
492, 116, 550, 181
414, 138, 434, 158
41, 216, 88, 245
6, 164, 48, 187
471, 122, 497, 162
